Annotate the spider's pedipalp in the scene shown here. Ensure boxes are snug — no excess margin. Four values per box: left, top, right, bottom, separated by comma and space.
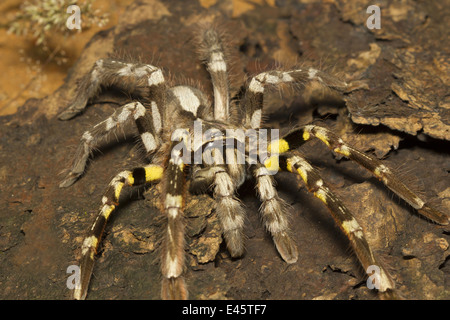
252, 164, 298, 264
189, 165, 220, 193
59, 59, 165, 120
279, 153, 395, 292
74, 164, 163, 300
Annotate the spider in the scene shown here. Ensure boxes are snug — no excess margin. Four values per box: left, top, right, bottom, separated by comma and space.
59, 23, 449, 300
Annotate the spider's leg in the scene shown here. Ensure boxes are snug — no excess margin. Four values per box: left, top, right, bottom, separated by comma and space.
73, 164, 163, 300
192, 136, 249, 257
59, 101, 161, 188
251, 163, 298, 264
241, 68, 348, 129
213, 165, 246, 257
297, 125, 448, 225
161, 148, 188, 300
198, 25, 230, 121
189, 165, 247, 257
276, 152, 395, 292
58, 59, 165, 120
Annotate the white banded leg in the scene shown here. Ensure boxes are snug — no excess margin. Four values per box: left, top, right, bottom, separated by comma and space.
190, 140, 247, 256
242, 68, 348, 129
252, 164, 298, 264
213, 166, 246, 257
135, 100, 162, 155
73, 164, 163, 300
60, 102, 161, 188
59, 59, 165, 120
167, 85, 212, 120
278, 152, 395, 292
161, 150, 188, 299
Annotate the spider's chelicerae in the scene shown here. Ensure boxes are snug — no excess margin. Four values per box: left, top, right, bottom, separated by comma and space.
59, 23, 449, 300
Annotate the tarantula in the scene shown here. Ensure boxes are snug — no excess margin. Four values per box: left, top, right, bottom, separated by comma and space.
59, 23, 449, 300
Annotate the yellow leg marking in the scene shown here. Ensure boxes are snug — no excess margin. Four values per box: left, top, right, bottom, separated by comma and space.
268, 139, 290, 154
145, 165, 164, 182
82, 235, 99, 256
296, 167, 309, 184
264, 155, 280, 172
334, 144, 351, 157
101, 204, 115, 219
286, 159, 293, 173
374, 164, 389, 177
315, 132, 330, 147
314, 188, 328, 204
305, 125, 330, 147
127, 172, 135, 185
302, 130, 310, 141
286, 157, 309, 183
114, 182, 124, 201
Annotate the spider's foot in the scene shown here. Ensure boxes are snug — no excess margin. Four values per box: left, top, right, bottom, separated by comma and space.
224, 229, 245, 258
73, 283, 87, 300
274, 232, 298, 264
344, 79, 370, 93
59, 172, 81, 188
58, 102, 87, 120
58, 108, 82, 121
418, 204, 449, 226
161, 277, 188, 300
377, 267, 396, 293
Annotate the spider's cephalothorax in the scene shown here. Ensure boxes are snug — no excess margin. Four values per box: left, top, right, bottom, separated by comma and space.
59, 23, 449, 300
